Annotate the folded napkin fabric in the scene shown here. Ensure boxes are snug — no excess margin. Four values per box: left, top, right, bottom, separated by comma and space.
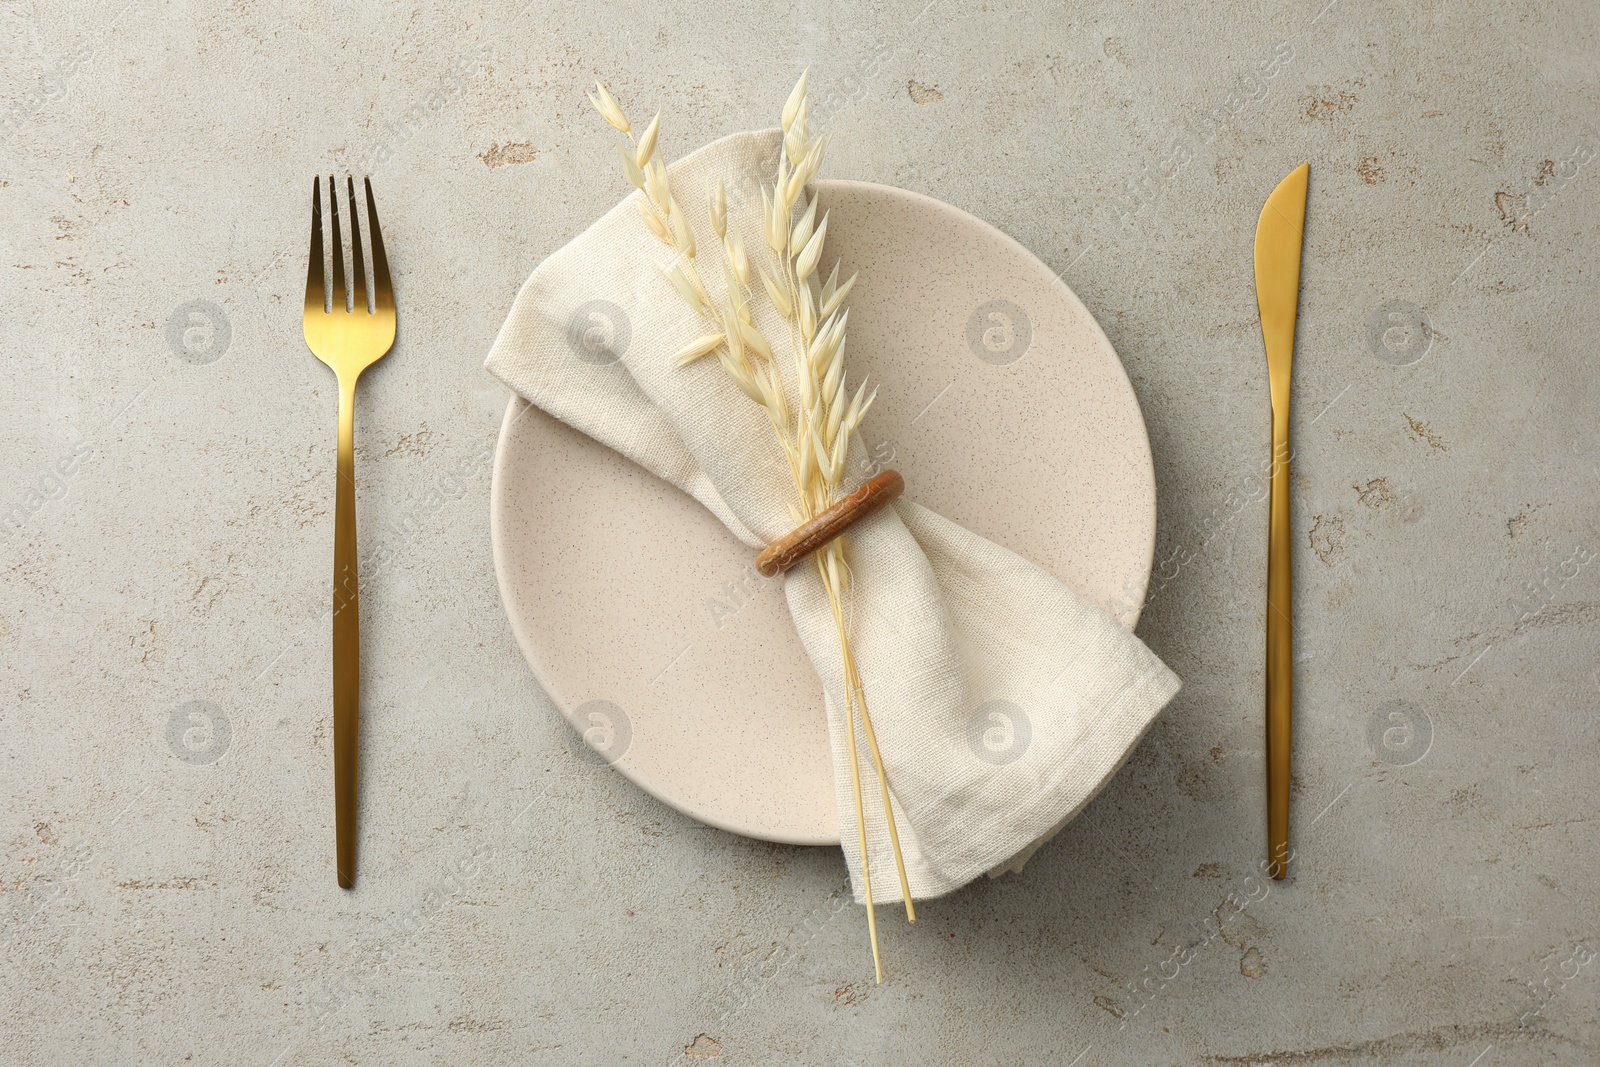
485, 129, 1180, 903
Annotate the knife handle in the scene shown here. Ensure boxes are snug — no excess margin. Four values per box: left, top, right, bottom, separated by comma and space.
1266, 421, 1292, 879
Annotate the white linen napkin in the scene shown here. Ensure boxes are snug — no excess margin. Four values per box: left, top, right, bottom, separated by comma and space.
484, 128, 1180, 902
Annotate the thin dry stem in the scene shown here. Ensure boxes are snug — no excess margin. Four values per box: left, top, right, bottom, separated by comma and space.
826, 574, 916, 924
825, 551, 883, 984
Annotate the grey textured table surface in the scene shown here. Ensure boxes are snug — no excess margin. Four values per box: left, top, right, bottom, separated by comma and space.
4, 2, 1598, 1064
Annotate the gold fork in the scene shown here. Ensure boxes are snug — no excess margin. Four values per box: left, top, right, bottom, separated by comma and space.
302, 175, 396, 888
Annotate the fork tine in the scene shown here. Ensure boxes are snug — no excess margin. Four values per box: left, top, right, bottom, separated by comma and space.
329, 174, 347, 312
346, 175, 367, 314
364, 177, 393, 312
305, 176, 326, 313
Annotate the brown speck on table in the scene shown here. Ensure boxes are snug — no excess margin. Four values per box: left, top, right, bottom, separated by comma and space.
1495, 190, 1531, 233
478, 141, 542, 168
1094, 995, 1125, 1020
1403, 413, 1450, 451
684, 1033, 722, 1060
1306, 87, 1358, 121
1353, 477, 1394, 509
1309, 515, 1347, 567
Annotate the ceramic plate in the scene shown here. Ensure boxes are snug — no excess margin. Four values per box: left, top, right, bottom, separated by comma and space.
491, 179, 1156, 845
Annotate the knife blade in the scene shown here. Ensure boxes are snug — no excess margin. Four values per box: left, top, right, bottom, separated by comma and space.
1253, 162, 1308, 880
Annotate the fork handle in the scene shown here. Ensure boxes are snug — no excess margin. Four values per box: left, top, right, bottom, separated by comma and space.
333, 374, 360, 888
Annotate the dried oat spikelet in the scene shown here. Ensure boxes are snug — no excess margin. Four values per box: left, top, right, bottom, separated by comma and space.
709, 180, 728, 239
588, 82, 629, 133
675, 332, 725, 367
781, 69, 808, 132
634, 112, 661, 168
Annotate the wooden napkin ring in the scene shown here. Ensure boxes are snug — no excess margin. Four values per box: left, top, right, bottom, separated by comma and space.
755, 470, 905, 577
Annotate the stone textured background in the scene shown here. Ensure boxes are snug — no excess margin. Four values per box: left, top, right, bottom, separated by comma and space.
3, 1, 1598, 1063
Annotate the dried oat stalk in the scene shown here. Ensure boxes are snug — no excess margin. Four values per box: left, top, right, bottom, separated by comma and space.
591, 72, 913, 982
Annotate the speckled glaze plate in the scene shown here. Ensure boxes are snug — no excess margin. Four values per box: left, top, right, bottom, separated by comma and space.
490, 179, 1156, 845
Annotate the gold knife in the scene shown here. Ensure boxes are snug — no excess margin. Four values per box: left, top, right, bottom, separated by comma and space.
1253, 163, 1308, 880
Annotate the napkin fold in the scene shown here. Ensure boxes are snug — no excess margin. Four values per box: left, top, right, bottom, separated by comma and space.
485, 129, 1180, 902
